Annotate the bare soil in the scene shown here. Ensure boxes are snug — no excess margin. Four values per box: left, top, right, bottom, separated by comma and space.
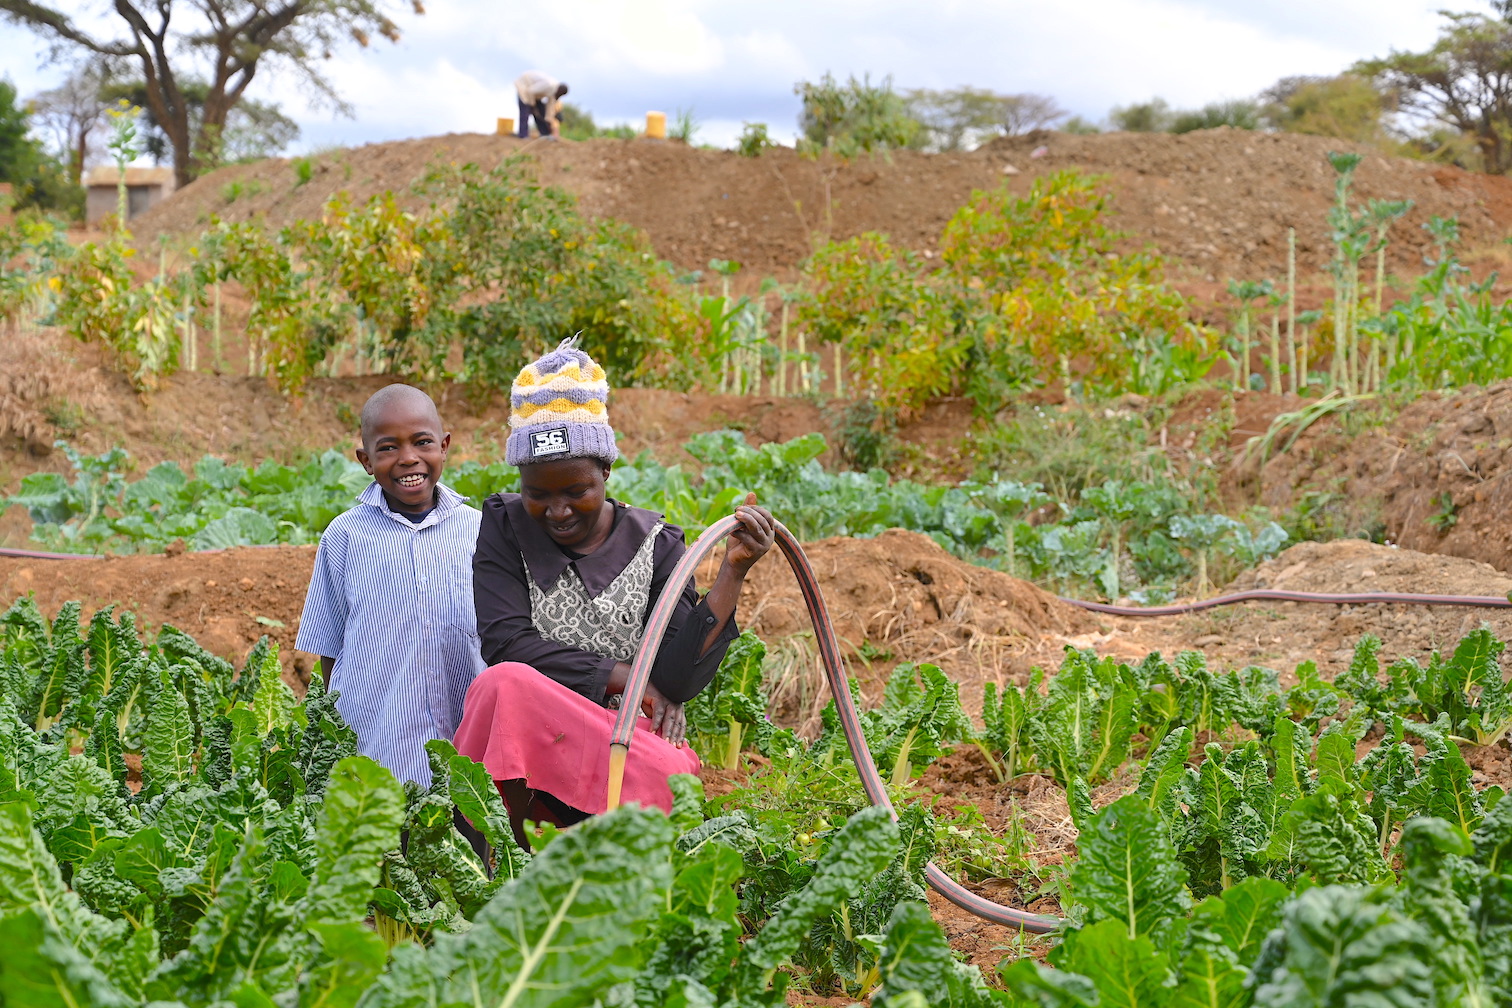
133, 130, 1512, 288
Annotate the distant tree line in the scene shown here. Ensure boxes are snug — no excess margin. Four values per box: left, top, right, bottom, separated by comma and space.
783, 3, 1512, 175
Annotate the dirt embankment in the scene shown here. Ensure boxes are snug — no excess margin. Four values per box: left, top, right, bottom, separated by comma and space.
1249, 380, 1512, 575
134, 130, 1512, 286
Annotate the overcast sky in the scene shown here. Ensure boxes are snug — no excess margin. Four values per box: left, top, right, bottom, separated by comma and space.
0, 0, 1479, 155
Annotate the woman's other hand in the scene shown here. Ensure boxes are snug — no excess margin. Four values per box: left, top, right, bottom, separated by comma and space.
725, 492, 775, 574
641, 680, 687, 747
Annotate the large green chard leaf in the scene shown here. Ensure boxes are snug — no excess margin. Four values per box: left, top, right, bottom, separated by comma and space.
633, 841, 744, 1007
1394, 816, 1490, 1005
26, 600, 84, 732
1051, 917, 1170, 1008
301, 755, 405, 926
1268, 790, 1388, 885
443, 745, 529, 881
1135, 725, 1191, 821
0, 798, 135, 984
79, 605, 127, 722
362, 804, 675, 1008
251, 653, 301, 738
300, 920, 389, 1008
870, 900, 1000, 1007
1269, 716, 1312, 806
997, 957, 1098, 1007
1168, 944, 1246, 1008
1190, 875, 1289, 965
142, 673, 196, 793
1, 596, 49, 674
157, 624, 238, 702
1250, 885, 1434, 1007
146, 823, 301, 1004
738, 804, 900, 989
0, 906, 135, 1008
1473, 788, 1512, 875
1069, 793, 1189, 941
1183, 742, 1266, 891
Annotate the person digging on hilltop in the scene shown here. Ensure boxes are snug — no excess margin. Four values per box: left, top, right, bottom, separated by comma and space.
515, 70, 568, 139
453, 337, 774, 849
295, 384, 484, 787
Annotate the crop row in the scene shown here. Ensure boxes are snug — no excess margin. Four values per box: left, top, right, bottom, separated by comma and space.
4, 591, 1511, 1003
4, 431, 1286, 600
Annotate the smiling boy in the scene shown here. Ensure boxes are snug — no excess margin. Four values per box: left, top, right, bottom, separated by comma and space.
295, 383, 484, 786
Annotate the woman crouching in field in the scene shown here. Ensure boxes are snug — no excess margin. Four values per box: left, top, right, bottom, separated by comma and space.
454, 338, 774, 849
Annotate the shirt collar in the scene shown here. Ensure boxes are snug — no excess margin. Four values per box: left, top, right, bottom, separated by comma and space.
508, 496, 661, 596
360, 481, 467, 529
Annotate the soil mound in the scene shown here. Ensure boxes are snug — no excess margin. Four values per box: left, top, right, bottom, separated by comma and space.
703, 528, 1098, 721
1102, 539, 1512, 685
132, 130, 1512, 286
1250, 380, 1512, 576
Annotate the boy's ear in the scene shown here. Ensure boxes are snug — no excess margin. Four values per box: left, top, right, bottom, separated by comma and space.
440, 431, 451, 454
355, 444, 374, 474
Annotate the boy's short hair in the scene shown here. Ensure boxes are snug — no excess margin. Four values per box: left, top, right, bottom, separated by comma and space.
555, 83, 569, 99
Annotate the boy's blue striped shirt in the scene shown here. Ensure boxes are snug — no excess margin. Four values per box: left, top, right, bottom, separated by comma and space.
296, 481, 484, 786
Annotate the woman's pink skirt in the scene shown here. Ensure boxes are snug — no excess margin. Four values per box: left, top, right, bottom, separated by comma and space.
453, 661, 701, 816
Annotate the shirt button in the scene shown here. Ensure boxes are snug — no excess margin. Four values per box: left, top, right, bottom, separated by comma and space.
704, 615, 716, 625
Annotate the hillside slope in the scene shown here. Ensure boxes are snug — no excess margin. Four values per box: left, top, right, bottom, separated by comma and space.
135, 129, 1512, 284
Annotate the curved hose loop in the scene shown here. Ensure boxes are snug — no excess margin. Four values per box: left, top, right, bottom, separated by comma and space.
606, 514, 1062, 933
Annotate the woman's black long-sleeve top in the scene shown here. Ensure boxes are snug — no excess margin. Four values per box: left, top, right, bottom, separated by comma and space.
472, 493, 738, 705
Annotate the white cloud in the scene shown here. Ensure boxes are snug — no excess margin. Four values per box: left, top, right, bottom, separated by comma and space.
0, 0, 1486, 155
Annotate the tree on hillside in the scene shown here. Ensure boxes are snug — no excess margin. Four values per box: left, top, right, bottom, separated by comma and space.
1261, 74, 1391, 145
27, 59, 112, 185
905, 87, 1066, 152
997, 93, 1067, 136
103, 78, 300, 166
1170, 99, 1260, 133
1355, 6, 1512, 173
0, 0, 421, 186
796, 73, 918, 156
1108, 98, 1174, 132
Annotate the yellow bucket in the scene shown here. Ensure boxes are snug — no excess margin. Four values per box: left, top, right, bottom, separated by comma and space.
645, 111, 666, 139
497, 117, 514, 136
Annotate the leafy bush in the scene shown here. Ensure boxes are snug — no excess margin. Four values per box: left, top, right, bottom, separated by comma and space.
795, 72, 918, 155
798, 170, 1213, 417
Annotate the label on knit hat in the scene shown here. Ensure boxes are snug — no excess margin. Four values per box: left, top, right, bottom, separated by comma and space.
529, 427, 571, 457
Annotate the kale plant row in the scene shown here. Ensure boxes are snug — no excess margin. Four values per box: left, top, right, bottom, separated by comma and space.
6, 430, 1285, 599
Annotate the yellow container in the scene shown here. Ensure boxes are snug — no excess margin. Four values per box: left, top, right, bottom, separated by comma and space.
645, 111, 667, 139
497, 117, 514, 136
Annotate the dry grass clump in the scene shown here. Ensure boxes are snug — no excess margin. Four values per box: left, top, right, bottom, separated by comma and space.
1, 319, 107, 454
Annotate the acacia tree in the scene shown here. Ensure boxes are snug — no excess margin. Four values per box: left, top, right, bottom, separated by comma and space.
905, 87, 1066, 152
0, 0, 420, 186
1356, 6, 1512, 173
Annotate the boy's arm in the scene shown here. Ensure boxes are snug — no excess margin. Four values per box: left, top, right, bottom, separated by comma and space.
296, 522, 350, 674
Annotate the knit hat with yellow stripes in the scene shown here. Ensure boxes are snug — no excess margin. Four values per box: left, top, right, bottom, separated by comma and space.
505, 336, 618, 466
